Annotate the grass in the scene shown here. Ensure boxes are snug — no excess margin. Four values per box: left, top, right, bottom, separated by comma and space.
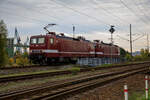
0, 66, 83, 78
129, 90, 150, 100
129, 92, 144, 100
0, 69, 67, 78
69, 67, 80, 75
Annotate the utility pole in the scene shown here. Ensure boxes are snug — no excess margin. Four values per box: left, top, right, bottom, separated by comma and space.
109, 25, 115, 64
130, 24, 133, 57
147, 34, 149, 52
117, 25, 145, 56
73, 25, 75, 38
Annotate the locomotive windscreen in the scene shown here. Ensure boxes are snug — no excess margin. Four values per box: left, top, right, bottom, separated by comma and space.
30, 37, 45, 44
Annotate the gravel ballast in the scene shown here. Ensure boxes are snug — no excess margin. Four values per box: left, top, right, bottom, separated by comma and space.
67, 73, 147, 100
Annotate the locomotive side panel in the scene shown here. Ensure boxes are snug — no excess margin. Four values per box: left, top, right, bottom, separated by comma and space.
103, 45, 109, 57
59, 38, 92, 57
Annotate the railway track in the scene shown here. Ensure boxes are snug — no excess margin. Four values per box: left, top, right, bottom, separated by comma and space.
0, 63, 70, 70
0, 62, 150, 83
0, 61, 149, 70
0, 63, 149, 100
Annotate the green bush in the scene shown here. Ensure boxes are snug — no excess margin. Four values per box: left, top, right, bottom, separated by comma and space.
16, 57, 29, 66
125, 53, 132, 61
8, 58, 14, 65
129, 93, 141, 100
14, 51, 30, 66
133, 55, 142, 61
70, 67, 80, 75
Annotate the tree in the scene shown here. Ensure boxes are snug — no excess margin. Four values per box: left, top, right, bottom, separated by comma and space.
0, 20, 8, 67
140, 48, 150, 58
140, 49, 145, 57
120, 47, 129, 62
125, 53, 132, 61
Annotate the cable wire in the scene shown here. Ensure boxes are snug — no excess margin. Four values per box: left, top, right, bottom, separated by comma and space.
50, 0, 110, 26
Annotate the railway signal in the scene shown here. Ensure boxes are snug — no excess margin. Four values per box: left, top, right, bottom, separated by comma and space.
109, 25, 115, 63
109, 25, 115, 44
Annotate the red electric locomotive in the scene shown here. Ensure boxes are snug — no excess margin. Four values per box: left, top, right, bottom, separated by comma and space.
29, 31, 120, 65
29, 23, 120, 65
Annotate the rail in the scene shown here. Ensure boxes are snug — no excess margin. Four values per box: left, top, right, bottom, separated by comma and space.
0, 63, 149, 100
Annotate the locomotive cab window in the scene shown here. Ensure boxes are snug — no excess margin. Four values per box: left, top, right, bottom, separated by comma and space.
31, 38, 37, 44
38, 37, 45, 44
50, 38, 54, 44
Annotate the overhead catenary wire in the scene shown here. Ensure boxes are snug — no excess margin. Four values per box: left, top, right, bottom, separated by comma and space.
0, 0, 61, 21
117, 34, 146, 43
1, 0, 149, 44
132, 34, 146, 42
50, 0, 148, 49
131, 0, 150, 24
89, 0, 147, 46
1, 0, 111, 30
119, 0, 149, 26
0, 0, 75, 30
50, 0, 110, 26
51, 0, 149, 42
0, 9, 43, 24
91, 0, 128, 23
138, 0, 150, 15
0, 6, 73, 31
90, 0, 145, 34
49, 0, 130, 43
1, 0, 147, 35
117, 35, 129, 42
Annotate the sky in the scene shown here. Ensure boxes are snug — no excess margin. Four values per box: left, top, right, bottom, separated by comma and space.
0, 0, 150, 52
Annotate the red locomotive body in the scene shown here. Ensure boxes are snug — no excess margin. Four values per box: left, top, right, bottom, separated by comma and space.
29, 32, 120, 64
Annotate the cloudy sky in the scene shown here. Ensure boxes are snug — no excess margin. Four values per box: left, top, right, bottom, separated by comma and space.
0, 0, 150, 52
